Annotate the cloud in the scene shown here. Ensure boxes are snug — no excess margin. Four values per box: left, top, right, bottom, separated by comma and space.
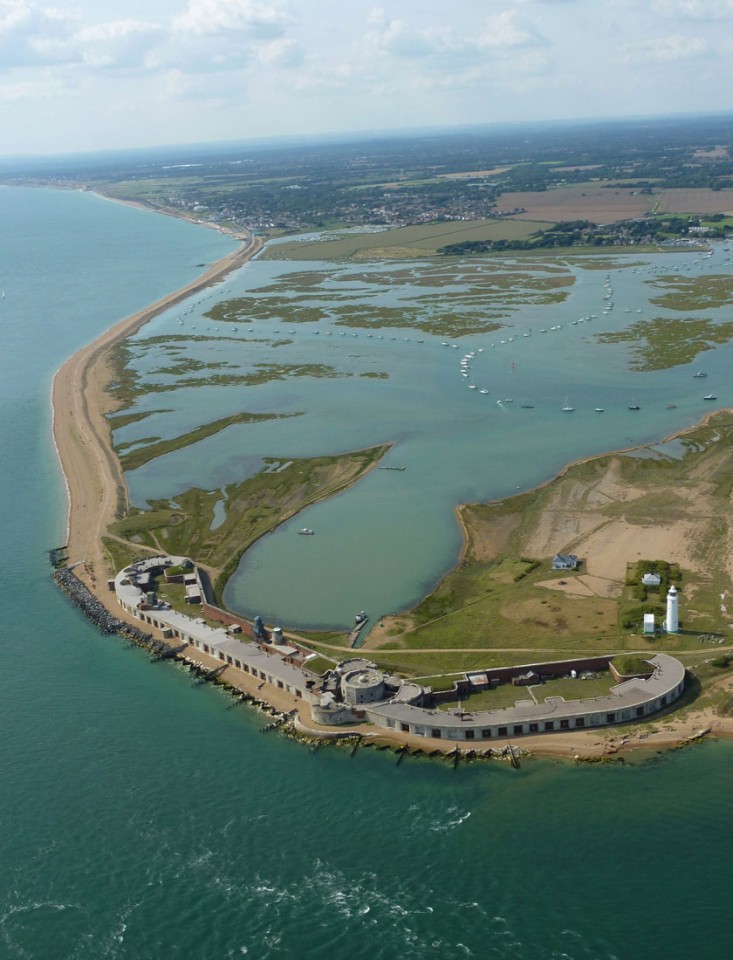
0, 75, 63, 100
173, 0, 290, 39
257, 37, 302, 67
0, 0, 79, 66
478, 10, 545, 49
72, 20, 163, 70
623, 34, 707, 61
362, 6, 545, 64
651, 0, 733, 20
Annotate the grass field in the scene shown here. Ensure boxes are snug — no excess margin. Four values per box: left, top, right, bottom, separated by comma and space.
261, 219, 547, 261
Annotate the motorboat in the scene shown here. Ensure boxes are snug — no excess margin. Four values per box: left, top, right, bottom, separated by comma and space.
703, 394, 717, 401
298, 528, 315, 536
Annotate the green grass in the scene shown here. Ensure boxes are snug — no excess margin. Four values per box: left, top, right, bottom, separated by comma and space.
612, 655, 653, 676
302, 655, 338, 676
260, 219, 545, 261
101, 537, 153, 574
437, 673, 615, 713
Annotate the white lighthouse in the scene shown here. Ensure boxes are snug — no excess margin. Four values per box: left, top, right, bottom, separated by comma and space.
665, 585, 679, 634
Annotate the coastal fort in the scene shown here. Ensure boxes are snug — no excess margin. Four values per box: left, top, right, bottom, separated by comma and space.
109, 554, 686, 744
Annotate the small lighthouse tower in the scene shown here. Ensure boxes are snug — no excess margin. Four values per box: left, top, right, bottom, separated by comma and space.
665, 585, 679, 634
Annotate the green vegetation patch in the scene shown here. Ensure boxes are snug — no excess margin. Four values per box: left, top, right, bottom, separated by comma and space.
302, 655, 337, 676
107, 408, 173, 429
612, 655, 653, 676
108, 340, 350, 403
596, 316, 733, 371
204, 297, 330, 324
648, 274, 733, 311
149, 357, 236, 377
260, 220, 544, 262
102, 537, 153, 574
116, 411, 298, 472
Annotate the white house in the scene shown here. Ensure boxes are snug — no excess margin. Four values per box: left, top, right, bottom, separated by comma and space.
552, 554, 579, 570
642, 572, 661, 587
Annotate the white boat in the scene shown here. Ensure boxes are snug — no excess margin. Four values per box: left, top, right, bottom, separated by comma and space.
298, 528, 315, 536
703, 394, 717, 401
479, 388, 489, 394
562, 397, 574, 412
693, 371, 707, 378
595, 407, 604, 413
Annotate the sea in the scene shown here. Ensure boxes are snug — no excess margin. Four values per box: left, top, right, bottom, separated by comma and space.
1, 184, 732, 960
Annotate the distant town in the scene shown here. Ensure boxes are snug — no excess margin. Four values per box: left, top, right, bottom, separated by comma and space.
3, 114, 732, 248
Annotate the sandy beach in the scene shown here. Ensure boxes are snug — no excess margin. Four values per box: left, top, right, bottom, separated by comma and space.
52, 230, 263, 596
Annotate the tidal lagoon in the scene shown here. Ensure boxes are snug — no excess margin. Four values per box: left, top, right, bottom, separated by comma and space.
2, 186, 732, 959
114, 243, 733, 629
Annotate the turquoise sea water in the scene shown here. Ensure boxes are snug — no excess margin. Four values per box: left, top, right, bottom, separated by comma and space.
2, 186, 733, 959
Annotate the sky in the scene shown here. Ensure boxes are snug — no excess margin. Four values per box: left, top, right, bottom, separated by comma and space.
0, 0, 731, 156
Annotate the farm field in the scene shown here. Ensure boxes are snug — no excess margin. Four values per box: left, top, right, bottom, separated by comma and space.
496, 183, 653, 223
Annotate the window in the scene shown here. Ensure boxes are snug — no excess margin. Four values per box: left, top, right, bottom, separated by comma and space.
432, 729, 442, 739
529, 723, 538, 733
606, 712, 616, 723
660, 695, 667, 706
465, 729, 475, 740
544, 721, 554, 731
636, 706, 644, 717
498, 726, 508, 736
576, 717, 585, 728
203, 644, 209, 654
401, 723, 409, 732
481, 729, 492, 739
513, 725, 523, 735
560, 719, 569, 729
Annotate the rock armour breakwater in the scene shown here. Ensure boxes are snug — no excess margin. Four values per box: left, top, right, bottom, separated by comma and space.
53, 566, 157, 649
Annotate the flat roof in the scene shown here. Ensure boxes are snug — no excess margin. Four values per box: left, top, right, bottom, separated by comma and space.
367, 654, 684, 731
